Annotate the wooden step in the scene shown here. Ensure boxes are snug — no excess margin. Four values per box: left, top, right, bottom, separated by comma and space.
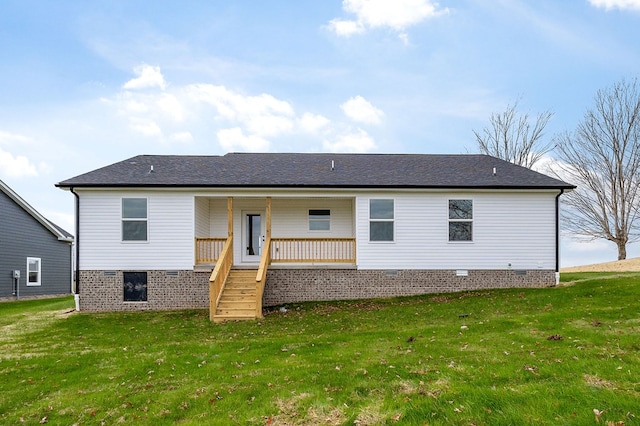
227, 271, 257, 278
224, 284, 256, 292
213, 314, 256, 323
226, 277, 256, 283
213, 268, 260, 322
219, 296, 255, 303
215, 308, 257, 317
217, 300, 256, 308
223, 286, 255, 293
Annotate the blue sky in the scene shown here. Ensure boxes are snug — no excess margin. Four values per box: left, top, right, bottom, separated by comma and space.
1, 0, 640, 266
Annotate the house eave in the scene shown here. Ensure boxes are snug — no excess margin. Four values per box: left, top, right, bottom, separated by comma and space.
55, 183, 576, 191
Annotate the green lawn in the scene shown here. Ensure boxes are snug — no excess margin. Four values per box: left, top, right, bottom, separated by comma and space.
1, 273, 639, 425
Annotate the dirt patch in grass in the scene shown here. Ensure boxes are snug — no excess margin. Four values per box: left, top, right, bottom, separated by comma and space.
353, 400, 386, 426
562, 257, 640, 272
0, 310, 68, 341
268, 393, 346, 425
584, 374, 617, 390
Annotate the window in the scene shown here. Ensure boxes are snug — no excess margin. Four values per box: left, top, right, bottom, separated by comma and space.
27, 257, 41, 286
449, 199, 473, 241
123, 272, 147, 302
122, 198, 148, 241
309, 209, 330, 231
369, 199, 394, 242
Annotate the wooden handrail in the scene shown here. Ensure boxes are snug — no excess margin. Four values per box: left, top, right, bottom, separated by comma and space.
195, 237, 226, 264
270, 237, 355, 264
255, 236, 271, 319
209, 235, 233, 321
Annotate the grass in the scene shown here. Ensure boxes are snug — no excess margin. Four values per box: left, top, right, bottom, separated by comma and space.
1, 273, 639, 425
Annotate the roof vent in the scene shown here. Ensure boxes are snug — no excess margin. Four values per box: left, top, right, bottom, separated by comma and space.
492, 167, 496, 176
331, 160, 335, 171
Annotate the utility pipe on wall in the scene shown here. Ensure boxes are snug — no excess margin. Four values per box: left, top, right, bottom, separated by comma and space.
71, 187, 80, 310
555, 189, 565, 285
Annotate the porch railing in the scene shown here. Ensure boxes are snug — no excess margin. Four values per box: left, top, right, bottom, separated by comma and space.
196, 237, 356, 265
195, 237, 227, 264
209, 236, 233, 321
270, 238, 356, 264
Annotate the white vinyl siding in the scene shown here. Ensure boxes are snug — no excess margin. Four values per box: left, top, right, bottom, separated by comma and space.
356, 192, 556, 270
208, 199, 229, 237
194, 197, 210, 237
270, 198, 353, 238
78, 188, 556, 272
79, 191, 195, 270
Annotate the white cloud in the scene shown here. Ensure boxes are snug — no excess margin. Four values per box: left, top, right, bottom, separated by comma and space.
106, 92, 149, 115
187, 84, 295, 138
588, 0, 640, 10
38, 161, 53, 175
170, 131, 193, 143
323, 128, 377, 152
107, 65, 385, 153
298, 113, 331, 134
341, 96, 384, 124
0, 148, 39, 178
217, 127, 270, 152
129, 118, 163, 137
328, 0, 448, 39
0, 130, 32, 145
157, 93, 185, 122
326, 19, 365, 37
123, 64, 167, 90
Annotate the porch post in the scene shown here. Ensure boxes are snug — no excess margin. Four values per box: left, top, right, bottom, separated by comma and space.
227, 197, 233, 237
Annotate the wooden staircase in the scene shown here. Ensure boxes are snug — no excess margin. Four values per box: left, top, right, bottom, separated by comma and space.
213, 269, 260, 323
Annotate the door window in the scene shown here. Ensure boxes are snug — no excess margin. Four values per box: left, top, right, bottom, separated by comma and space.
246, 214, 262, 256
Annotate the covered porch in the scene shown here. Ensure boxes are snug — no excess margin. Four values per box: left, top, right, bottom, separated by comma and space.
193, 196, 356, 322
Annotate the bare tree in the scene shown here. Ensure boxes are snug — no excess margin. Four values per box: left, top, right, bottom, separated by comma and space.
554, 78, 640, 260
474, 100, 554, 169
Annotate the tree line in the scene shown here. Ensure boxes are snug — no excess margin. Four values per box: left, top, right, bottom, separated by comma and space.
474, 78, 640, 261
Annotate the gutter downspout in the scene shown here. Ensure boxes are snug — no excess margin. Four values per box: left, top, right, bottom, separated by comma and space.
555, 189, 564, 286
71, 187, 80, 310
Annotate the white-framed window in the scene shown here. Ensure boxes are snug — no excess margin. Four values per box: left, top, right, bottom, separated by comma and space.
309, 209, 330, 231
449, 199, 473, 242
122, 198, 148, 241
369, 199, 394, 242
27, 257, 41, 286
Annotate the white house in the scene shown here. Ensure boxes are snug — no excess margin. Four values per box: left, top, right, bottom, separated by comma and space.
57, 153, 574, 321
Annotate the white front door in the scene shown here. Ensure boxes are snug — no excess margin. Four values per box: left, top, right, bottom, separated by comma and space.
242, 211, 264, 263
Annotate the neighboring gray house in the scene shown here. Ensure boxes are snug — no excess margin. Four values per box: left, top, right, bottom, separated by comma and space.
57, 153, 574, 321
1, 179, 74, 299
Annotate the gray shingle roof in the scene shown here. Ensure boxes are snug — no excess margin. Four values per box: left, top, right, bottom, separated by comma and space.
56, 153, 574, 190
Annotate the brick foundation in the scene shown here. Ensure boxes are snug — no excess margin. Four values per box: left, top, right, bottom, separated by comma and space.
78, 268, 555, 312
263, 268, 554, 306
78, 270, 210, 312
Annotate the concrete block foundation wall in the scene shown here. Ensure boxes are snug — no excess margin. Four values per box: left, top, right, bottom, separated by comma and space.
79, 268, 555, 312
